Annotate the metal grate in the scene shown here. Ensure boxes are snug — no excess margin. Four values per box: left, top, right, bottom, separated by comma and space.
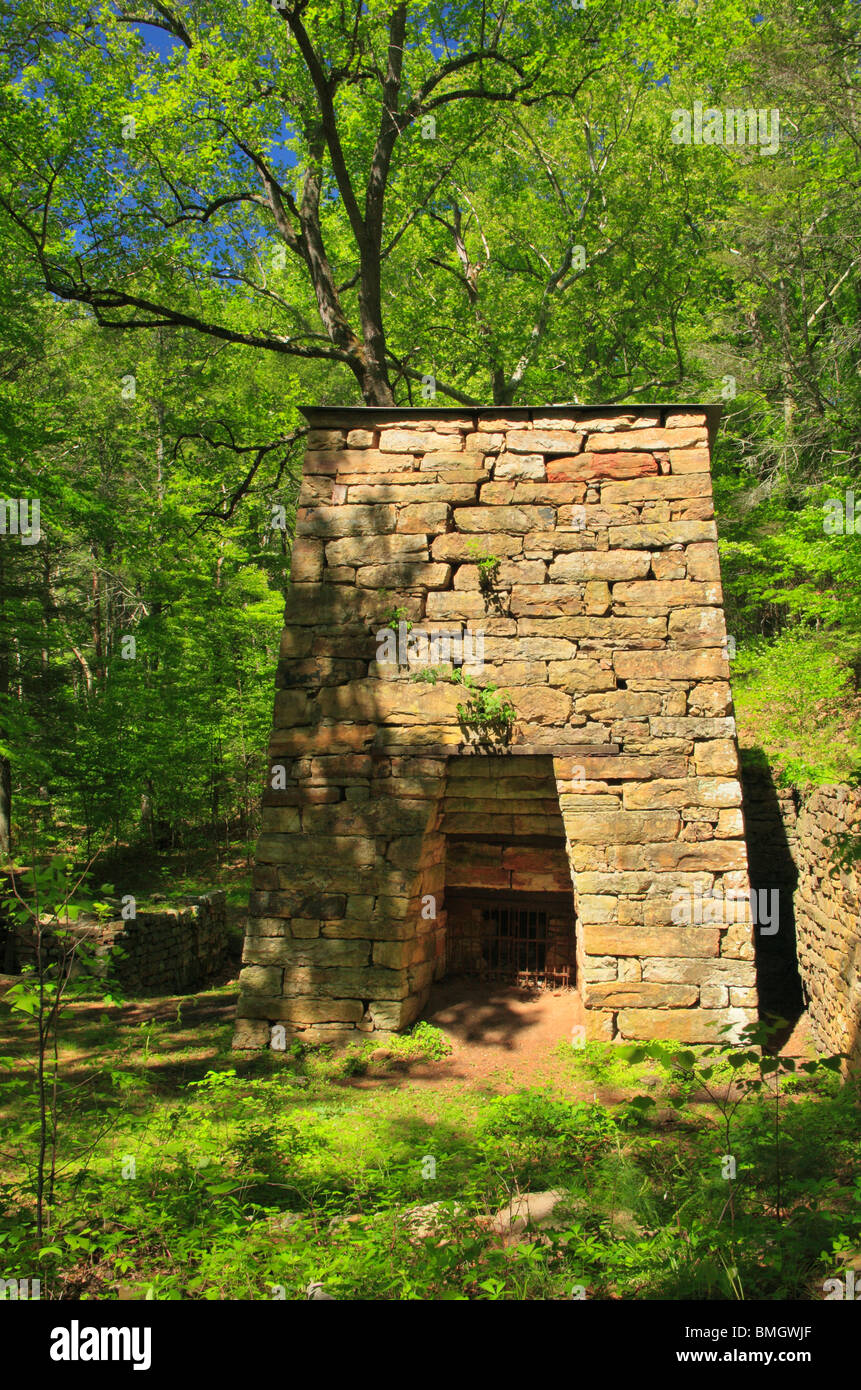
446, 894, 575, 990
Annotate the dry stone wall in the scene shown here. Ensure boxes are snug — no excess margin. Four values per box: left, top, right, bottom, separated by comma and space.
739, 760, 861, 1070
792, 788, 861, 1068
234, 405, 756, 1050
14, 892, 228, 995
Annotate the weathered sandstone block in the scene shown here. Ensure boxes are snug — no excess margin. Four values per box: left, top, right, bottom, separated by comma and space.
587, 426, 707, 452
549, 551, 651, 582
548, 451, 659, 482
380, 429, 461, 452
505, 430, 584, 453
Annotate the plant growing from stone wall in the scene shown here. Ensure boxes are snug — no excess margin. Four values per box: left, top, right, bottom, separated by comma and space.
409, 667, 516, 746
382, 602, 412, 634
452, 671, 516, 747
465, 540, 504, 611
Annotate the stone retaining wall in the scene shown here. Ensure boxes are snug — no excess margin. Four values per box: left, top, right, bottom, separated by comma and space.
14, 892, 228, 995
794, 787, 861, 1068
740, 759, 861, 1069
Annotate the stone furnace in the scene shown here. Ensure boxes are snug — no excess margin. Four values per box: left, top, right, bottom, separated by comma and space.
233, 405, 756, 1049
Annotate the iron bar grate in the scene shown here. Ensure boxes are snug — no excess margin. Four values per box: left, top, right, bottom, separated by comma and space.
446, 893, 576, 990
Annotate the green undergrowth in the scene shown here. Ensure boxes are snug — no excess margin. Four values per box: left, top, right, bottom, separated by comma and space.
0, 991, 858, 1302
732, 630, 861, 787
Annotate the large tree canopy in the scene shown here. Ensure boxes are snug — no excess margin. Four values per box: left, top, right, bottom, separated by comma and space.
1, 0, 746, 405
2, 0, 861, 858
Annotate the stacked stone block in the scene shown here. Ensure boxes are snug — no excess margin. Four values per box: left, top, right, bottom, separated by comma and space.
792, 787, 861, 1069
14, 892, 228, 994
738, 762, 861, 1070
234, 405, 757, 1048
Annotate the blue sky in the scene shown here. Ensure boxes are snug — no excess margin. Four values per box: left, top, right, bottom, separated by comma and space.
129, 20, 183, 60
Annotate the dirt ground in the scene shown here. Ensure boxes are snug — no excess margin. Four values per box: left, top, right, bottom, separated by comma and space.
345, 979, 813, 1095
0, 968, 813, 1100
421, 979, 584, 1082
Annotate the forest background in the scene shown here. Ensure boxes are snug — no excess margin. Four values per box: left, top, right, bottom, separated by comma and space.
1, 0, 860, 868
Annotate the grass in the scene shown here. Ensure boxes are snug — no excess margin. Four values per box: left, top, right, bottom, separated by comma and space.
1, 979, 858, 1301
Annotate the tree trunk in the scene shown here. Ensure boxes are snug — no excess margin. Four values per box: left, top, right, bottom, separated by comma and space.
0, 756, 11, 859
359, 347, 396, 406
91, 563, 104, 681
0, 543, 9, 857
358, 231, 395, 405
